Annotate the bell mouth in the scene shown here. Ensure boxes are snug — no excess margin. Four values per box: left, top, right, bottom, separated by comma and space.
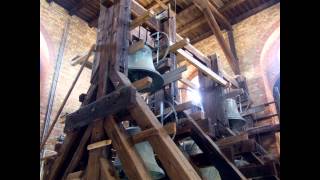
229, 118, 246, 130
128, 69, 164, 93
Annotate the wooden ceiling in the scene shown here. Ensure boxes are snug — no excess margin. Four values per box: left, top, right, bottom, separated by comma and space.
48, 0, 279, 44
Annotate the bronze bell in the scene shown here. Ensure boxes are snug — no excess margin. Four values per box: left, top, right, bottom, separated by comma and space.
128, 45, 164, 93
114, 126, 165, 179
224, 98, 246, 130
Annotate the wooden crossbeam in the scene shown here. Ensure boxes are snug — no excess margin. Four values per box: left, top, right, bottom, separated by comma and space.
177, 17, 207, 35
177, 49, 228, 86
132, 76, 152, 91
130, 10, 155, 30
131, 122, 176, 144
247, 124, 280, 136
87, 140, 112, 151
193, 0, 232, 30
179, 78, 198, 90
216, 132, 249, 146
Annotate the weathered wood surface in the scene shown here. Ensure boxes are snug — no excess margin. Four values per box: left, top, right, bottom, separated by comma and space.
185, 115, 247, 180
129, 95, 202, 180
104, 117, 152, 180
87, 139, 112, 151
46, 83, 97, 180
132, 76, 153, 91
64, 86, 137, 132
99, 158, 120, 180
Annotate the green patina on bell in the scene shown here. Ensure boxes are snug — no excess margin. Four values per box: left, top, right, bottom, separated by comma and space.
182, 139, 221, 180
114, 126, 166, 180
224, 98, 246, 131
128, 45, 164, 93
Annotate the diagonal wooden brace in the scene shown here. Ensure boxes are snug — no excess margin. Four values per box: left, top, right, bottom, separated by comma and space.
64, 86, 137, 132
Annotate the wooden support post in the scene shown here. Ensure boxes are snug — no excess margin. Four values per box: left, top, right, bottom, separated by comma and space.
194, 0, 239, 75
199, 55, 228, 137
66, 170, 83, 180
99, 158, 120, 180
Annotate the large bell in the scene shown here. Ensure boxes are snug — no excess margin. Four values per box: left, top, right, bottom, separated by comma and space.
114, 126, 165, 180
224, 98, 246, 130
182, 139, 221, 180
128, 45, 164, 93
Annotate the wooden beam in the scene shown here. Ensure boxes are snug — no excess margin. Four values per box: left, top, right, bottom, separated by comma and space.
104, 117, 152, 180
190, 31, 213, 44
146, 0, 169, 10
132, 76, 153, 91
158, 38, 190, 58
66, 170, 83, 180
185, 117, 247, 179
99, 158, 120, 180
69, 0, 88, 16
61, 126, 93, 180
129, 96, 202, 180
179, 78, 198, 90
193, 0, 232, 30
195, 0, 239, 74
87, 139, 112, 151
239, 162, 278, 178
220, 139, 257, 155
177, 17, 207, 35
131, 122, 176, 144
177, 49, 227, 86
247, 124, 280, 136
216, 132, 249, 146
227, 30, 241, 74
231, 0, 279, 24
130, 10, 155, 30
220, 0, 247, 12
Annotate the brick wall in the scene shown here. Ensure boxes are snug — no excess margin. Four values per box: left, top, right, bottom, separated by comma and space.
40, 0, 97, 153
193, 3, 280, 155
194, 3, 280, 107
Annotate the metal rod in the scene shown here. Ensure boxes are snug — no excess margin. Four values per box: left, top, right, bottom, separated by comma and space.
40, 44, 96, 151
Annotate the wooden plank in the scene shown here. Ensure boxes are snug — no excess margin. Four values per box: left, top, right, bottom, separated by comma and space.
216, 132, 249, 146
177, 17, 207, 35
131, 0, 160, 31
189, 111, 205, 121
66, 170, 83, 180
195, 0, 239, 74
104, 117, 152, 180
132, 76, 153, 91
239, 162, 277, 178
99, 158, 119, 180
253, 113, 279, 122
247, 124, 280, 136
193, 0, 232, 30
47, 84, 97, 180
87, 140, 112, 151
162, 65, 187, 85
179, 78, 198, 90
130, 10, 155, 30
177, 48, 227, 86
185, 116, 247, 180
158, 38, 190, 58
220, 139, 256, 155
64, 86, 137, 132
131, 122, 176, 144
129, 96, 202, 180
61, 126, 93, 180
